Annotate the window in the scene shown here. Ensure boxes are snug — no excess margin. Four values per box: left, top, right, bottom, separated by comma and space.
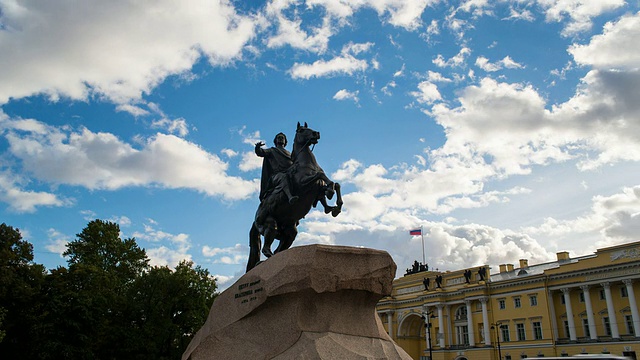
499, 299, 506, 310
626, 315, 634, 335
582, 318, 590, 338
533, 321, 543, 340
455, 306, 467, 320
514, 297, 522, 308
520, 356, 528, 359
517, 323, 526, 341
579, 292, 585, 302
604, 317, 612, 336
621, 286, 628, 298
456, 325, 469, 345
564, 320, 570, 338
505, 356, 512, 360
502, 325, 511, 342
529, 295, 538, 306
560, 295, 565, 304
599, 289, 606, 300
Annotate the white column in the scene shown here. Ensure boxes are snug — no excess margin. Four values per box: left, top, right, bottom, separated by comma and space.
446, 305, 452, 347
602, 282, 620, 338
386, 310, 395, 338
561, 288, 577, 341
423, 305, 430, 350
437, 304, 445, 348
481, 297, 491, 345
465, 300, 475, 346
623, 279, 640, 337
581, 285, 598, 340
548, 290, 558, 342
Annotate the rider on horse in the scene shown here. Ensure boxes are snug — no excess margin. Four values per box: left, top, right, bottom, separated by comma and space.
247, 123, 343, 272
255, 132, 298, 225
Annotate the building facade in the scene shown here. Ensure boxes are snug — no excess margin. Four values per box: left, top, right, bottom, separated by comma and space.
376, 241, 640, 360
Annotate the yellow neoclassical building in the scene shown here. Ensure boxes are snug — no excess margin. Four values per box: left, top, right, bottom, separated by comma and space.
377, 241, 640, 360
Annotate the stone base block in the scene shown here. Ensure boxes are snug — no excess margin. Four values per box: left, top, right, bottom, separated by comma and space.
182, 244, 410, 360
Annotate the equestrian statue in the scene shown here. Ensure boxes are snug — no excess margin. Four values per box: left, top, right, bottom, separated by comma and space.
247, 122, 343, 272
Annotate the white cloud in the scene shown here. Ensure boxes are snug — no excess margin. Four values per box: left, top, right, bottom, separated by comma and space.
239, 151, 263, 172
116, 104, 150, 117
503, 7, 535, 22
221, 148, 238, 158
2, 117, 258, 201
523, 185, 640, 252
569, 12, 640, 70
134, 223, 191, 268
342, 41, 374, 55
0, 0, 257, 105
381, 81, 397, 96
202, 243, 246, 265
265, 7, 333, 53
333, 89, 360, 104
537, 0, 625, 37
0, 170, 69, 213
289, 54, 368, 79
433, 47, 472, 68
151, 118, 190, 137
45, 228, 70, 257
475, 56, 524, 72
411, 81, 442, 105
308, 0, 434, 30
393, 64, 406, 78
427, 71, 453, 83
108, 215, 132, 227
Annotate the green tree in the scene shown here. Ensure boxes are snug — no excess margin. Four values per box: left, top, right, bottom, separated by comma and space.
1, 220, 217, 360
0, 223, 46, 358
38, 220, 149, 359
123, 261, 217, 360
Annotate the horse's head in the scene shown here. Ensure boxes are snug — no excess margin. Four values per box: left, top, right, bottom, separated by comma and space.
295, 122, 320, 146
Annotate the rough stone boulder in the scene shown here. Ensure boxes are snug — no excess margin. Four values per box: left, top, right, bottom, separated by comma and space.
182, 244, 411, 360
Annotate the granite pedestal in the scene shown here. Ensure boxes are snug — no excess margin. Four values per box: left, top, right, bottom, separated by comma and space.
182, 244, 410, 360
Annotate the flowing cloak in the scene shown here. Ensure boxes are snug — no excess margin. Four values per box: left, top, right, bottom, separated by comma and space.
256, 146, 293, 201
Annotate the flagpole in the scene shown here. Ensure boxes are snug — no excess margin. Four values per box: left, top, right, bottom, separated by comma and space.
421, 225, 425, 264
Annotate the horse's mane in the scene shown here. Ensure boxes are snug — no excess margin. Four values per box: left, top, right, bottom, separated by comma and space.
291, 130, 304, 163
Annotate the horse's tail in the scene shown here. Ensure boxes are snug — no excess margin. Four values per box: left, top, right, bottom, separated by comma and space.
246, 222, 261, 273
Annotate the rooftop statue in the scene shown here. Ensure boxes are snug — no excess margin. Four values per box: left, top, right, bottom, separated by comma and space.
247, 122, 343, 272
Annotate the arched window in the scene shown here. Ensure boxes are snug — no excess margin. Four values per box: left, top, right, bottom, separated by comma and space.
455, 305, 467, 321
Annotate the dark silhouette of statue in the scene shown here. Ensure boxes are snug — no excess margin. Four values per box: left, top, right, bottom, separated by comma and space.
464, 269, 472, 284
423, 277, 430, 291
478, 266, 487, 281
255, 133, 298, 205
247, 123, 343, 272
435, 275, 443, 288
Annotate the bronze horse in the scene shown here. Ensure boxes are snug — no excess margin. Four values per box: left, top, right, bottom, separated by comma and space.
247, 122, 343, 272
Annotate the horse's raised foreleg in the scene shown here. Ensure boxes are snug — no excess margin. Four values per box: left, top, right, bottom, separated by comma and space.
315, 173, 335, 200
246, 222, 262, 273
318, 196, 332, 214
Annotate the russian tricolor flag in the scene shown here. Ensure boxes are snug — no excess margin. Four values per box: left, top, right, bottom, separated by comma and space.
409, 229, 422, 236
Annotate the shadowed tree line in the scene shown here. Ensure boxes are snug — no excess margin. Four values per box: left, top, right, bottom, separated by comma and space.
0, 220, 217, 360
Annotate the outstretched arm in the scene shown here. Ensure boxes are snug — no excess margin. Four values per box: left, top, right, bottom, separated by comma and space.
255, 141, 266, 157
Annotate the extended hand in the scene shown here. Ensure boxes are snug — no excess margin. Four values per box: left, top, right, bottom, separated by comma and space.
255, 141, 265, 148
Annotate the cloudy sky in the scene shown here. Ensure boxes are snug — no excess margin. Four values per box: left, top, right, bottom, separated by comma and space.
1, 0, 639, 289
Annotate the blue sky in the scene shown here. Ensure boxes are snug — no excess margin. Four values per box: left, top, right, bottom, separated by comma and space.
1, 0, 640, 289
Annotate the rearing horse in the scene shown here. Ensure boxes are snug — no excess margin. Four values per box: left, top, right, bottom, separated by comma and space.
246, 122, 343, 272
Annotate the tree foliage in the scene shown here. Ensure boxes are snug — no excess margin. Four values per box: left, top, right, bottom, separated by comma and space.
0, 223, 46, 358
0, 220, 218, 360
